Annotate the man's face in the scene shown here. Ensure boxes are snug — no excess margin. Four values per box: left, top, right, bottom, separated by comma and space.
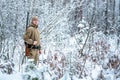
32, 20, 38, 25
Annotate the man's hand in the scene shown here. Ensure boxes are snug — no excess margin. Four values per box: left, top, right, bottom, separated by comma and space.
33, 41, 37, 45
39, 50, 42, 54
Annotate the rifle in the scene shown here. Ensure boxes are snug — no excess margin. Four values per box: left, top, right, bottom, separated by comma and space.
22, 11, 30, 65
25, 12, 30, 56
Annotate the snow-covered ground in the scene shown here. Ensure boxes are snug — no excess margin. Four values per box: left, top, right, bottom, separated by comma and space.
0, 31, 120, 80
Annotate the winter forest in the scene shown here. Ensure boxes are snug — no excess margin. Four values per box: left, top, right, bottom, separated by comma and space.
0, 0, 120, 80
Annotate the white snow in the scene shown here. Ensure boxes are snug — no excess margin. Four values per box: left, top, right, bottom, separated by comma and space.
0, 72, 22, 80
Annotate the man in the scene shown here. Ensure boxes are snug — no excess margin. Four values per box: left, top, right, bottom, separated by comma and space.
23, 16, 41, 65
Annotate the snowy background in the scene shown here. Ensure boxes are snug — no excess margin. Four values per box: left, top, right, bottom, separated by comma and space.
0, 0, 120, 80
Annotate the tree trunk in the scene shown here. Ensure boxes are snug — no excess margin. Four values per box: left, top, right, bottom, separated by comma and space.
104, 0, 108, 34
112, 0, 115, 28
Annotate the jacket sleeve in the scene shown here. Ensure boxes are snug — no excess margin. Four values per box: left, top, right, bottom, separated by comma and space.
23, 27, 33, 45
